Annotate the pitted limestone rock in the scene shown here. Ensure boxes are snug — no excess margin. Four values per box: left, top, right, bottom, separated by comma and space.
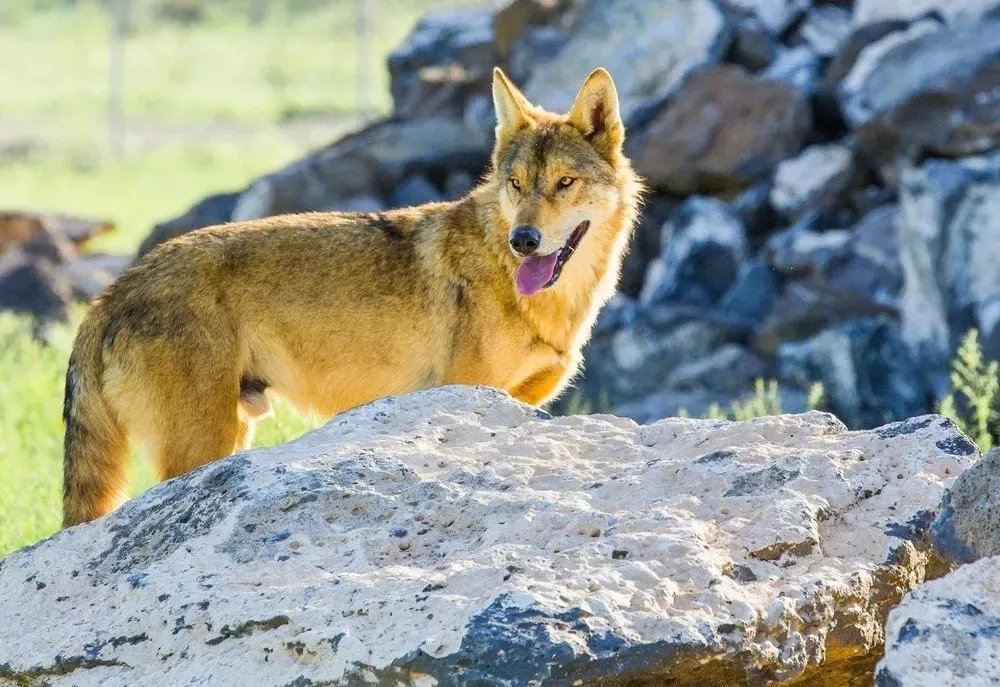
0, 387, 977, 686
877, 556, 1000, 687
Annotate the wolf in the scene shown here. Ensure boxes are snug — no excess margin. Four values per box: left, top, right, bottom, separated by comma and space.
61, 67, 643, 526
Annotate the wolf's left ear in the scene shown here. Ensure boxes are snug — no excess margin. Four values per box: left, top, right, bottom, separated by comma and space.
492, 67, 531, 135
568, 68, 623, 157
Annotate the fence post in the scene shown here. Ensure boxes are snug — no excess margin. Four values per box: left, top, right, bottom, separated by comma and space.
356, 0, 375, 119
109, 0, 127, 158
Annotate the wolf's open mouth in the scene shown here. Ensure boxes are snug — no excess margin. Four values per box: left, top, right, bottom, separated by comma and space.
515, 221, 591, 297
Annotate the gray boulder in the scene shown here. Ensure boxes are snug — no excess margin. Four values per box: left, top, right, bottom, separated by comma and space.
777, 319, 930, 428
641, 197, 748, 308
717, 259, 781, 329
877, 556, 1000, 687
853, 0, 1000, 26
722, 0, 811, 34
838, 19, 1000, 181
762, 45, 824, 95
230, 118, 490, 221
388, 175, 442, 209
770, 143, 858, 220
568, 305, 745, 408
524, 0, 731, 124
726, 18, 780, 71
898, 150, 1000, 398
931, 447, 1000, 564
387, 9, 496, 116
0, 387, 978, 686
826, 204, 903, 309
796, 5, 853, 57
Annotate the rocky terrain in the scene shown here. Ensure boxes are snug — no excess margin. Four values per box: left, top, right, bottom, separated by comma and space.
6, 0, 997, 428
0, 211, 125, 325
4, 3, 1000, 685
0, 386, 984, 686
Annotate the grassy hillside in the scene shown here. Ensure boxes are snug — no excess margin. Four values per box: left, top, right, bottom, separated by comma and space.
0, 0, 479, 555
0, 0, 481, 251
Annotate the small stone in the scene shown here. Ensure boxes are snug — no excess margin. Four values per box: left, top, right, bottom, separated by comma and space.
770, 143, 857, 219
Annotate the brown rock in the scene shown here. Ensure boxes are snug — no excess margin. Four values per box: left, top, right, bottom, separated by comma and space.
635, 65, 811, 195
0, 211, 113, 262
492, 0, 565, 57
753, 281, 897, 355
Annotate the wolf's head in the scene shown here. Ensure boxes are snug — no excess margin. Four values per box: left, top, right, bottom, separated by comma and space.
489, 67, 638, 298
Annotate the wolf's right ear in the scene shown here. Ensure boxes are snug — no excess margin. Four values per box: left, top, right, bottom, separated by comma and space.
492, 67, 530, 137
568, 68, 623, 158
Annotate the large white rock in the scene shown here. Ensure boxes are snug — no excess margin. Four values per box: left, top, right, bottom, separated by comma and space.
0, 387, 978, 686
524, 0, 731, 123
877, 556, 1000, 686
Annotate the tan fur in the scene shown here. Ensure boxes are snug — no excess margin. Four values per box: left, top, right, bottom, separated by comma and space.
61, 68, 644, 526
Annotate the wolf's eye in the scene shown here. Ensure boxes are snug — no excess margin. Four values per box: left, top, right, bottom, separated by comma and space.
558, 176, 576, 189
509, 178, 521, 192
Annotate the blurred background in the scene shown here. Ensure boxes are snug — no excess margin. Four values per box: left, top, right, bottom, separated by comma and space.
2, 0, 1000, 553
0, 0, 496, 251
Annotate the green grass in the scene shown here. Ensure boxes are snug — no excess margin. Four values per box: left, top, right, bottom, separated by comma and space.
0, 1, 453, 135
0, 0, 477, 556
0, 141, 309, 252
0, 0, 478, 251
939, 329, 1000, 451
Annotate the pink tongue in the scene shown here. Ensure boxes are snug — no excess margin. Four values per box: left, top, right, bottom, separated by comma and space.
516, 252, 559, 296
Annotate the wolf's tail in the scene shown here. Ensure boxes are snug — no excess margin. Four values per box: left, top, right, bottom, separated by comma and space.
62, 305, 129, 527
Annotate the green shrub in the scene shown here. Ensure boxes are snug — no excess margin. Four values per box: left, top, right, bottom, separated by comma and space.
939, 329, 999, 451
703, 378, 826, 422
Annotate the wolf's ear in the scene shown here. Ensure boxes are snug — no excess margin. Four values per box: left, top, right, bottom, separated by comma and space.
492, 67, 530, 136
568, 68, 623, 157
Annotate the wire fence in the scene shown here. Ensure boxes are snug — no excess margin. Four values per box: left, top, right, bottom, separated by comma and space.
0, 0, 485, 159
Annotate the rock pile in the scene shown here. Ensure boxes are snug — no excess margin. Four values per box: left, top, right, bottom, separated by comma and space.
0, 211, 125, 324
0, 386, 979, 685
129, 0, 1000, 429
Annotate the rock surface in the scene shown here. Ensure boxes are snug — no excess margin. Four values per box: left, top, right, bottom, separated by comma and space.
641, 196, 748, 307
876, 556, 1000, 687
770, 143, 857, 219
524, 0, 731, 123
853, 0, 1000, 26
839, 19, 1000, 179
931, 447, 1000, 564
387, 9, 496, 117
230, 118, 490, 221
0, 387, 977, 686
898, 151, 1000, 397
635, 65, 810, 194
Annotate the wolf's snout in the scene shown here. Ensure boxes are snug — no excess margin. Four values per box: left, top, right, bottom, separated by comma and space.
510, 227, 542, 256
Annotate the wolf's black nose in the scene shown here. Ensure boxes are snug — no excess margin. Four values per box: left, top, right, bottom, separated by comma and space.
510, 227, 541, 256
